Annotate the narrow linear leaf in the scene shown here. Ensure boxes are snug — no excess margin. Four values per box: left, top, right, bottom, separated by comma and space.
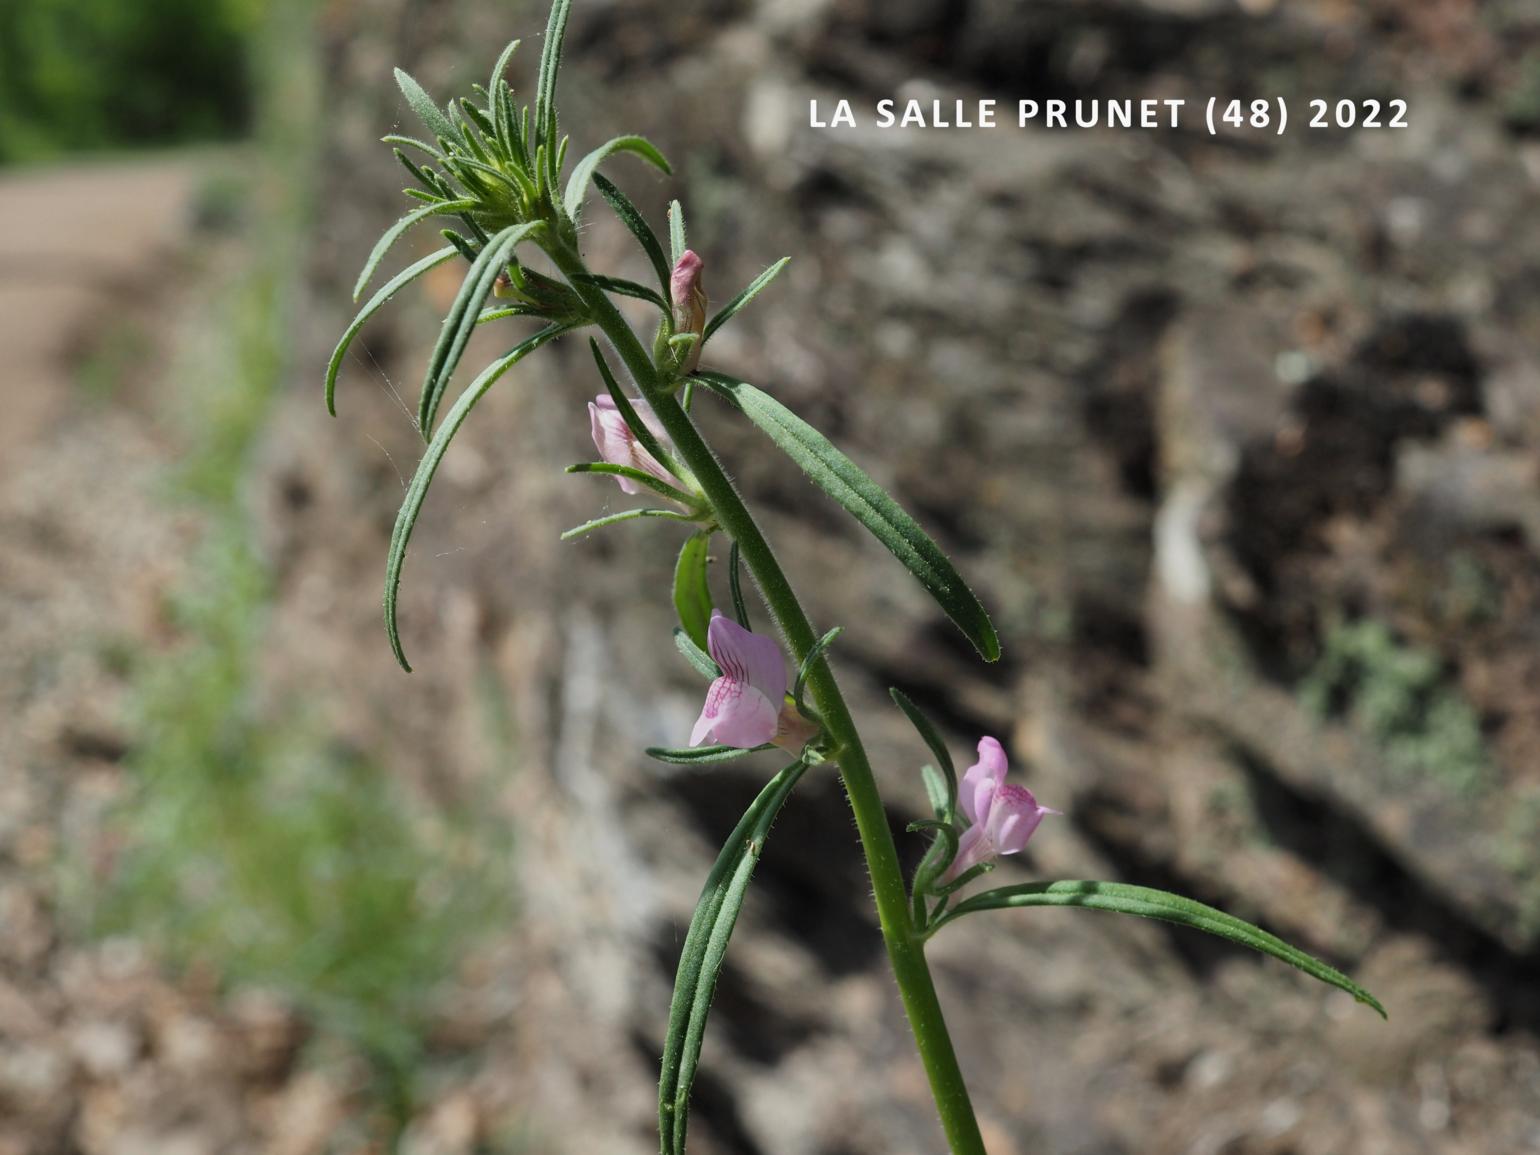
908, 815, 960, 925
565, 463, 695, 505
793, 626, 842, 714
673, 627, 720, 680
702, 257, 790, 344
488, 40, 520, 149
394, 67, 459, 146
659, 758, 809, 1154
476, 305, 542, 325
328, 246, 456, 415
535, 0, 573, 186
593, 173, 671, 294
458, 98, 498, 147
353, 198, 475, 300
645, 743, 768, 766
697, 372, 1000, 662
418, 221, 546, 435
489, 38, 520, 97
668, 198, 686, 265
386, 323, 572, 671
393, 147, 440, 194
381, 133, 444, 160
939, 881, 1386, 1017
441, 230, 478, 262
674, 531, 715, 650
571, 272, 667, 310
564, 134, 672, 220
560, 508, 693, 541
890, 688, 958, 821
727, 540, 751, 629
919, 764, 950, 822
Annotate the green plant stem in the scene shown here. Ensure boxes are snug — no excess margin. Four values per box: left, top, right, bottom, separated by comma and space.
546, 233, 987, 1155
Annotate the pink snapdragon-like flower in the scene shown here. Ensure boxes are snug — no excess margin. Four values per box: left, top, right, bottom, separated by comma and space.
942, 737, 1059, 883
671, 249, 707, 373
588, 394, 683, 495
690, 611, 789, 749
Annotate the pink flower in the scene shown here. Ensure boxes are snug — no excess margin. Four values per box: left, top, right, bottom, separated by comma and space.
690, 611, 787, 749
942, 737, 1059, 883
588, 394, 683, 495
670, 250, 707, 373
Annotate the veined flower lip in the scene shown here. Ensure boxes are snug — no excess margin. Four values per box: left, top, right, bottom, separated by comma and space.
689, 611, 787, 749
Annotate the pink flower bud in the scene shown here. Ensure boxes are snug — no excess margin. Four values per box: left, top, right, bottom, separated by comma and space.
670, 249, 707, 373
942, 737, 1059, 883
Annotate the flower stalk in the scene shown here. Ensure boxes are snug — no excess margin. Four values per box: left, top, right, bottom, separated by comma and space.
542, 233, 990, 1155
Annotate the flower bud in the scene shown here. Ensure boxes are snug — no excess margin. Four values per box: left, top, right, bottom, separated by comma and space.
670, 249, 707, 373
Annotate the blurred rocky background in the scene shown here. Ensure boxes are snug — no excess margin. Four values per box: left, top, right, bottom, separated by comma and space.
4, 0, 1540, 1152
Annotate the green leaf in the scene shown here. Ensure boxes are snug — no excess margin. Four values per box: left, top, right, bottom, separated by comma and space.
696, 372, 1001, 662
702, 257, 789, 344
487, 40, 520, 151
535, 0, 573, 188
907, 815, 960, 924
674, 627, 720, 680
454, 100, 497, 158
441, 230, 478, 263
386, 323, 572, 671
353, 198, 476, 300
476, 305, 542, 325
593, 173, 671, 295
570, 272, 667, 310
394, 67, 459, 146
919, 763, 949, 820
328, 246, 456, 416
563, 134, 672, 221
559, 508, 694, 541
418, 221, 546, 435
668, 198, 686, 266
674, 531, 714, 650
793, 626, 842, 715
937, 881, 1387, 1017
489, 38, 520, 98
727, 540, 751, 629
393, 147, 441, 195
890, 688, 958, 822
381, 133, 445, 160
564, 463, 695, 505
645, 744, 768, 766
659, 758, 810, 1154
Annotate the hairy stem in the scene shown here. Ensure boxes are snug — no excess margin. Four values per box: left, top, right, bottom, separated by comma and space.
546, 233, 987, 1155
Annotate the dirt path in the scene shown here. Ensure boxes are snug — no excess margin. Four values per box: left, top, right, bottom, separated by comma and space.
0, 155, 255, 1155
0, 154, 208, 470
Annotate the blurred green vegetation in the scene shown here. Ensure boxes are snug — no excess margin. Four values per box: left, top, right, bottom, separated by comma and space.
1300, 619, 1491, 797
56, 2, 515, 1144
0, 0, 260, 163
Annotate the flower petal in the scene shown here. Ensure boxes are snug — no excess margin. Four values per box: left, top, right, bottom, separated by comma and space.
705, 610, 786, 702
692, 676, 779, 749
588, 394, 681, 493
973, 736, 1008, 779
986, 784, 1051, 856
959, 737, 1008, 824
941, 824, 989, 884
